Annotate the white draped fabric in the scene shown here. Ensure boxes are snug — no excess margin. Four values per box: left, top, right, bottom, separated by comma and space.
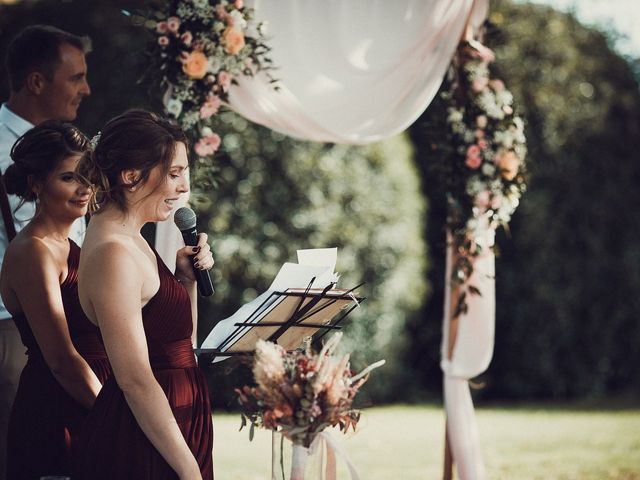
229, 0, 487, 144
157, 2, 495, 477
441, 224, 495, 480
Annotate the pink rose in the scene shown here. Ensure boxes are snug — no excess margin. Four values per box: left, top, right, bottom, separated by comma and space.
489, 79, 505, 92
181, 31, 193, 46
194, 134, 222, 157
466, 155, 482, 169
476, 115, 488, 129
156, 21, 168, 34
167, 17, 181, 33
475, 190, 491, 210
471, 41, 495, 63
503, 105, 514, 115
496, 150, 520, 180
235, 0, 244, 8
475, 129, 485, 139
199, 96, 222, 119
478, 139, 488, 149
472, 77, 489, 93
158, 36, 169, 46
467, 145, 481, 158
216, 4, 227, 19
217, 71, 232, 91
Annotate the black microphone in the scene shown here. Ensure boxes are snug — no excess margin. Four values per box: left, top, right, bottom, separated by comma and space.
173, 207, 214, 297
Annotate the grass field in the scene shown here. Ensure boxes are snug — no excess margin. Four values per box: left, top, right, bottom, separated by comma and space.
213, 404, 640, 479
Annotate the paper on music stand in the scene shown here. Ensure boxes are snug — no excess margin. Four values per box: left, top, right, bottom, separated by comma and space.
200, 249, 339, 358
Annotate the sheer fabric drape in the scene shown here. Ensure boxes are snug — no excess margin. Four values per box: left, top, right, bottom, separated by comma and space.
228, 0, 486, 144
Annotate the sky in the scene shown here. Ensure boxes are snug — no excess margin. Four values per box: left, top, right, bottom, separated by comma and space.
521, 0, 640, 57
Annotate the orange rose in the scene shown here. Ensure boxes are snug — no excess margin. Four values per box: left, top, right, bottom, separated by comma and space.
496, 150, 520, 181
223, 26, 245, 55
182, 51, 208, 79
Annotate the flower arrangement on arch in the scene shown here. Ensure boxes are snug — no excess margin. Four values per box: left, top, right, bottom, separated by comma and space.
236, 334, 384, 449
424, 39, 527, 316
147, 0, 277, 161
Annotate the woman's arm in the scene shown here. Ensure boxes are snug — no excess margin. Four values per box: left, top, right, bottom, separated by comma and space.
174, 233, 214, 347
9, 239, 102, 409
86, 242, 201, 480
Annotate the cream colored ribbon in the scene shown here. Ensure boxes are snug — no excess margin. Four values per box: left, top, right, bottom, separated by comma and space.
309, 431, 361, 480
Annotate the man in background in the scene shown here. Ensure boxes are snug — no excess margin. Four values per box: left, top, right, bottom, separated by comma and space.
0, 25, 91, 479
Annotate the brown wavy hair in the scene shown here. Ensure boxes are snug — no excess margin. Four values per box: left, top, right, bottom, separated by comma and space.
4, 121, 89, 209
77, 109, 188, 212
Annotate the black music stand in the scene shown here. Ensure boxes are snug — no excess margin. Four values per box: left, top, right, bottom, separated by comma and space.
195, 282, 364, 366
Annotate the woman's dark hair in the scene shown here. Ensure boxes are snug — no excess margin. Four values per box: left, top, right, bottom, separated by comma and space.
77, 109, 188, 212
4, 121, 89, 205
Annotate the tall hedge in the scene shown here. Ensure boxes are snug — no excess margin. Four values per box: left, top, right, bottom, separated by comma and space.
193, 113, 428, 405
409, 0, 640, 400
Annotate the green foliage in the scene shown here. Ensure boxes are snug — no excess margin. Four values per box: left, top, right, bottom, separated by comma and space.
410, 0, 640, 399
194, 113, 428, 405
0, 0, 427, 405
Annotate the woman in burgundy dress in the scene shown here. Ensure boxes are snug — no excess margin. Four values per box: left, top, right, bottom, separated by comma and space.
74, 110, 214, 480
0, 122, 111, 479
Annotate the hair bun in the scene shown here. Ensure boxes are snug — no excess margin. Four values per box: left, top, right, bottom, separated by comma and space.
3, 162, 34, 200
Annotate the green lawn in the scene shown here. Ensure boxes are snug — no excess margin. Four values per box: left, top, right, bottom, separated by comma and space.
212, 404, 640, 479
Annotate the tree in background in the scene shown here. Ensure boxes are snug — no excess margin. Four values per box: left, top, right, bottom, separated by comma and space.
409, 0, 640, 400
0, 0, 429, 406
193, 112, 427, 406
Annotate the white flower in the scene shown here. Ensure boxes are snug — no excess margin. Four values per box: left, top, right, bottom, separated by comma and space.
482, 163, 496, 176
245, 21, 260, 38
463, 129, 476, 143
208, 56, 222, 73
201, 126, 214, 136
495, 90, 513, 106
166, 98, 183, 117
192, 0, 209, 8
447, 107, 464, 124
229, 9, 247, 30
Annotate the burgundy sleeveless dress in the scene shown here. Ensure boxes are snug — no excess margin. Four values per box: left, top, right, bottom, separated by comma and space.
6, 240, 111, 480
74, 249, 214, 480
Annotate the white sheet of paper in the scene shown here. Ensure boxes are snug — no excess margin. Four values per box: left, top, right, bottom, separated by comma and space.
297, 247, 337, 270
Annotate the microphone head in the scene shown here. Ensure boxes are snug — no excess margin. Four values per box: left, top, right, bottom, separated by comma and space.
174, 206, 197, 231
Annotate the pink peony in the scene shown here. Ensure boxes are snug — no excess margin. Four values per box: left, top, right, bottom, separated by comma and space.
182, 51, 208, 80
194, 134, 221, 157
167, 16, 181, 33
156, 21, 168, 34
199, 96, 222, 119
181, 31, 193, 46
466, 155, 482, 169
217, 71, 232, 91
157, 36, 169, 46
